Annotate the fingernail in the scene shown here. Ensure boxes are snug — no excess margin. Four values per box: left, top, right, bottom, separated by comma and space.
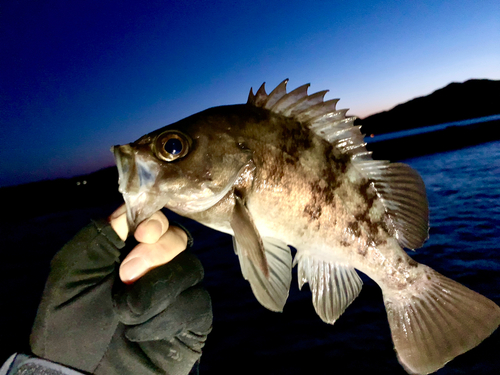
120, 257, 148, 282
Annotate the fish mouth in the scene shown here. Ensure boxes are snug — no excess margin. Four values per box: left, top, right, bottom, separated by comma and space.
112, 144, 167, 233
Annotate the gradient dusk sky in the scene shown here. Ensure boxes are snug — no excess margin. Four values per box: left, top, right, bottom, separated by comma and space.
1, 0, 499, 187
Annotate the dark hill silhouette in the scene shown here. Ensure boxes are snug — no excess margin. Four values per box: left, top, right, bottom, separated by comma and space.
355, 79, 500, 135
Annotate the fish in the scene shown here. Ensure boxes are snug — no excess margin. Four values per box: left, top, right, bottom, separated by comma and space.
112, 79, 500, 374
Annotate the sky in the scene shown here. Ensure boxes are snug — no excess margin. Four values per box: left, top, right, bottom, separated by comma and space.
1, 0, 499, 187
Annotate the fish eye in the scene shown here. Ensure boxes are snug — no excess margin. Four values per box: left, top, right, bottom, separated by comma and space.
165, 138, 182, 155
155, 131, 190, 161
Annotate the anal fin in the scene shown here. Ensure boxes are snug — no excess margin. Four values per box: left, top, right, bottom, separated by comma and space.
235, 237, 293, 312
296, 253, 363, 324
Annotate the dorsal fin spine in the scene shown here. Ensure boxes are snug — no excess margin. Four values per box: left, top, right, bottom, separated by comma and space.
255, 83, 268, 107
247, 87, 255, 105
288, 90, 329, 116
311, 108, 349, 124
264, 79, 289, 109
296, 99, 340, 122
271, 83, 310, 113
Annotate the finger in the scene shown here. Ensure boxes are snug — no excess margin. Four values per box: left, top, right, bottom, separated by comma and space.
120, 226, 188, 283
109, 204, 128, 241
134, 211, 170, 244
110, 203, 127, 219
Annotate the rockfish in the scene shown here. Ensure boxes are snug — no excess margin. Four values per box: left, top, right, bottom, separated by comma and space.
112, 79, 500, 374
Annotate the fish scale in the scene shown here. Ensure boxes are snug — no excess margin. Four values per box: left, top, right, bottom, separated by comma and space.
112, 79, 500, 375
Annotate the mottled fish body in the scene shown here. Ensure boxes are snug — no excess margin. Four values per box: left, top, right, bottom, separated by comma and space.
113, 80, 500, 374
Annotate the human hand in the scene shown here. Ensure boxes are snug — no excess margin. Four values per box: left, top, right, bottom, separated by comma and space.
109, 205, 189, 283
30, 208, 212, 375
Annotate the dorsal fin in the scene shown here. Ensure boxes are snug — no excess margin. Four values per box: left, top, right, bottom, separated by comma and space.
247, 79, 366, 158
247, 80, 429, 249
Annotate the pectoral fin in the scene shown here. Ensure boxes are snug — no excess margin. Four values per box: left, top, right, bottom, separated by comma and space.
229, 195, 293, 312
230, 195, 269, 277
235, 237, 292, 312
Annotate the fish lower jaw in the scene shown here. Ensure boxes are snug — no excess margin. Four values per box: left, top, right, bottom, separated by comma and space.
165, 197, 218, 216
122, 191, 170, 230
166, 186, 235, 215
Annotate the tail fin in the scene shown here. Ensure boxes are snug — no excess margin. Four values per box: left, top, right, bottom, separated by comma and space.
383, 265, 500, 374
